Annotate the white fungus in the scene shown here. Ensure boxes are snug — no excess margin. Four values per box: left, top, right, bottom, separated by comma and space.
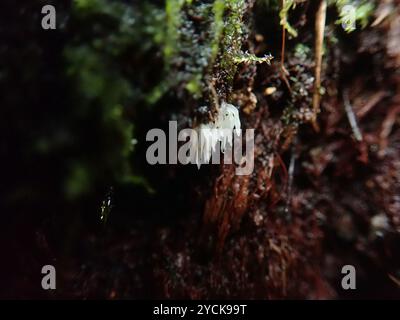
191, 101, 241, 168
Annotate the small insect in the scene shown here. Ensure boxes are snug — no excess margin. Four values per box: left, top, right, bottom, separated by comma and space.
100, 187, 114, 225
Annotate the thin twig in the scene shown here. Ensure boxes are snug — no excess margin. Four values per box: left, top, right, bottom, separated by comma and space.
388, 274, 400, 287
312, 0, 327, 132
356, 91, 387, 119
343, 89, 363, 142
284, 141, 297, 221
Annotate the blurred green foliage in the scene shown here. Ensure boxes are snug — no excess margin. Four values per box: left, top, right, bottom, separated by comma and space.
63, 0, 160, 200
335, 0, 374, 32
1, 0, 162, 212
279, 0, 298, 37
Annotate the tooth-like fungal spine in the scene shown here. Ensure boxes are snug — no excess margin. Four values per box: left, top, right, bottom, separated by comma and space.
191, 101, 241, 168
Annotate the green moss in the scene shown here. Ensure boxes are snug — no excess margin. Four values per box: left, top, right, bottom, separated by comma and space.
164, 0, 186, 62
146, 82, 170, 105
294, 43, 311, 60
233, 52, 273, 64
144, 0, 274, 105
186, 74, 203, 99
148, 1, 221, 103
210, 0, 226, 64
219, 0, 247, 85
